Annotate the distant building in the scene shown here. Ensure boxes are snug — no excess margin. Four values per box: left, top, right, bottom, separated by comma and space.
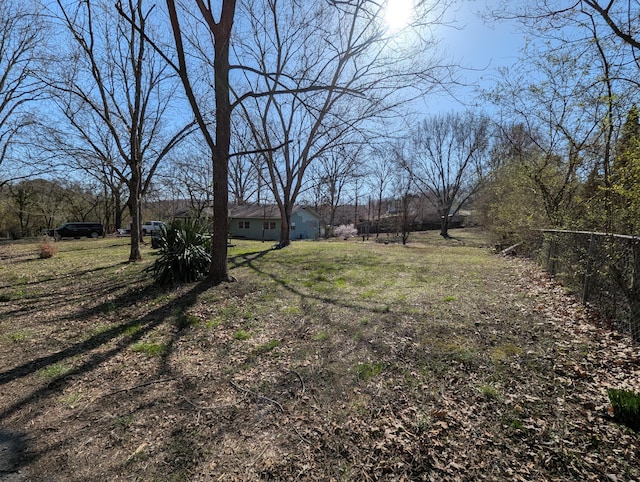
229, 205, 323, 241
175, 204, 324, 241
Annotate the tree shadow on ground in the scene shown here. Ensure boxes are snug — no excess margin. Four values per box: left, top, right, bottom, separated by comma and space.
0, 278, 214, 476
230, 247, 401, 316
0, 429, 27, 479
228, 249, 272, 269
0, 261, 127, 290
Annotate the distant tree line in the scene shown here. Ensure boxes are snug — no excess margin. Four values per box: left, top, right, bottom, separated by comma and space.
0, 178, 118, 239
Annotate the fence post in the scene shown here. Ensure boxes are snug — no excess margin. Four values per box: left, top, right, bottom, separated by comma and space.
547, 234, 557, 275
582, 232, 595, 304
631, 238, 640, 341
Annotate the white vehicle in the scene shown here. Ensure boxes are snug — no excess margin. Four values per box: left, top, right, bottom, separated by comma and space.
141, 221, 166, 236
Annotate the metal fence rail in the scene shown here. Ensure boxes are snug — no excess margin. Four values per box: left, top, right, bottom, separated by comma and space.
537, 229, 640, 342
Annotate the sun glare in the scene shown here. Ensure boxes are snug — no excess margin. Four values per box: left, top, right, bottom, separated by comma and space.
384, 0, 414, 32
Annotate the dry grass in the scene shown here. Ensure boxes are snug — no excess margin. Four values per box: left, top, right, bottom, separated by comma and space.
0, 229, 638, 481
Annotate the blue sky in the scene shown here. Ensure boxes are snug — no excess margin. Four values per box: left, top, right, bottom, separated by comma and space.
429, 2, 526, 114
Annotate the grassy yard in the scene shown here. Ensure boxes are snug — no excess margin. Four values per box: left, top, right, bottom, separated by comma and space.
0, 230, 638, 481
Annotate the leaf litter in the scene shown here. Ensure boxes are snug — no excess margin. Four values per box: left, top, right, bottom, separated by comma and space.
0, 237, 638, 481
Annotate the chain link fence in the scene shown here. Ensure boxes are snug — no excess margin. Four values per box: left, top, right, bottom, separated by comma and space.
536, 230, 640, 342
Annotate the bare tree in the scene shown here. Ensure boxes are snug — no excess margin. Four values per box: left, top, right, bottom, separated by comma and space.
4, 178, 77, 237
237, 0, 453, 247
389, 151, 416, 245
159, 141, 213, 218
160, 0, 236, 283
0, 1, 47, 187
367, 148, 395, 237
49, 0, 192, 262
230, 123, 263, 205
47, 131, 128, 233
7, 181, 37, 237
135, 0, 453, 280
404, 111, 490, 239
495, 0, 640, 56
494, 0, 640, 232
311, 145, 363, 237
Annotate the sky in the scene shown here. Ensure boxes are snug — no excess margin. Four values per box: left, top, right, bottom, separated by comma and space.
427, 1, 526, 114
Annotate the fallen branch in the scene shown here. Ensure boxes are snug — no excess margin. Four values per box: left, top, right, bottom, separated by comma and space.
99, 377, 177, 398
229, 380, 284, 412
291, 423, 311, 445
76, 377, 176, 417
501, 242, 523, 256
290, 369, 305, 394
179, 396, 238, 412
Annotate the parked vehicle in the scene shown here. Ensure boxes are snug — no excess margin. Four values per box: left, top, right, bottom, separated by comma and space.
142, 221, 166, 236
47, 222, 104, 240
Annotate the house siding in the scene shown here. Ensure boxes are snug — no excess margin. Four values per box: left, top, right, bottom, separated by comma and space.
228, 205, 323, 241
232, 217, 281, 241
290, 210, 320, 240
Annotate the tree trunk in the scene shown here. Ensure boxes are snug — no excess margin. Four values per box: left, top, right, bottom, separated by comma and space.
401, 194, 410, 245
210, 149, 230, 281
115, 191, 123, 230
278, 202, 293, 248
128, 205, 142, 260
376, 193, 383, 238
208, 5, 234, 283
439, 212, 451, 239
128, 174, 142, 262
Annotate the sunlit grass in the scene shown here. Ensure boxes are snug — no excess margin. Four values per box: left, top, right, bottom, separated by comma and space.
491, 343, 523, 364
355, 361, 385, 381
233, 329, 251, 341
38, 363, 73, 378
59, 392, 84, 409
479, 384, 501, 399
7, 330, 32, 342
131, 342, 167, 357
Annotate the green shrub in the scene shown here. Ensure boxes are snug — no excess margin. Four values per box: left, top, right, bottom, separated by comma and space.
148, 219, 211, 286
608, 388, 640, 431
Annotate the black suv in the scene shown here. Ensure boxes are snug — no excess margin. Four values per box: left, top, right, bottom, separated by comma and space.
48, 222, 104, 240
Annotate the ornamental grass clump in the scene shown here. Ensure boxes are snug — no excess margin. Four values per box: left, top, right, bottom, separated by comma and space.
148, 219, 211, 286
607, 387, 640, 432
39, 241, 57, 259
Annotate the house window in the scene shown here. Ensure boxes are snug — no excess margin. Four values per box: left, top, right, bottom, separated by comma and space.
263, 221, 276, 230
238, 221, 250, 229
291, 222, 296, 231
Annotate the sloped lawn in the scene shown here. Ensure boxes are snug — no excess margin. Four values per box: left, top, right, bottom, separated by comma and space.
0, 230, 638, 481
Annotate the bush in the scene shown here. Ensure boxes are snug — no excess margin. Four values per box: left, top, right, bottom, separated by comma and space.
147, 219, 211, 286
39, 241, 57, 259
608, 387, 640, 432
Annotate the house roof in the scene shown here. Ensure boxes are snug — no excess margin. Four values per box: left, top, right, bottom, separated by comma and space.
230, 204, 280, 219
175, 204, 322, 220
230, 204, 322, 220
